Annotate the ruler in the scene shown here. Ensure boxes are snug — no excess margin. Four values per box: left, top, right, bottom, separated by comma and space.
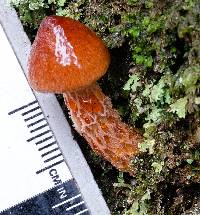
0, 2, 110, 215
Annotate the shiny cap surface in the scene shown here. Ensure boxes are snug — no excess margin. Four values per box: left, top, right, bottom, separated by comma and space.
28, 16, 110, 92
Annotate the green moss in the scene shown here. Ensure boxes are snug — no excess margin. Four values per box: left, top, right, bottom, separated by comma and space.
12, 0, 200, 214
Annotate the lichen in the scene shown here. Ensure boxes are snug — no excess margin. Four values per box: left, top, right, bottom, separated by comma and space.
12, 0, 200, 214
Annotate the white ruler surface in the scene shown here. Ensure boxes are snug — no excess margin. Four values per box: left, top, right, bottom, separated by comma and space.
0, 23, 88, 215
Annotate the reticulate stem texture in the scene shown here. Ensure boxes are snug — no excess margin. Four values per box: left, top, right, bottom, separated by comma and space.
64, 83, 142, 175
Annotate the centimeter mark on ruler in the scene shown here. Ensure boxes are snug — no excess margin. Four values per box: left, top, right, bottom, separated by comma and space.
6, 99, 89, 215
8, 100, 65, 174
0, 22, 90, 215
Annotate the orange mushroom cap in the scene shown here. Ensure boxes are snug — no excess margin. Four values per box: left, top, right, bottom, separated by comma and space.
28, 16, 110, 93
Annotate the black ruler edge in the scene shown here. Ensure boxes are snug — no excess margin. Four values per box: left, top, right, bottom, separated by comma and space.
0, 179, 86, 214
0, 180, 67, 213
0, 2, 111, 215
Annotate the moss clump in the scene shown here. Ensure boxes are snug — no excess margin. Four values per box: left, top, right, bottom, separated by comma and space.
12, 0, 200, 214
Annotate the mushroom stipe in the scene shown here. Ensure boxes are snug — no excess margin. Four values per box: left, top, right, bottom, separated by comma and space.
28, 16, 143, 174
65, 84, 142, 174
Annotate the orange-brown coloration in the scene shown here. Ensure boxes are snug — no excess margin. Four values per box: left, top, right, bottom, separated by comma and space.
28, 15, 142, 174
28, 16, 110, 93
64, 84, 142, 174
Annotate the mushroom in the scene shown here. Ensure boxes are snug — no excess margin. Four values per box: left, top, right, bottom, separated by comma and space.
28, 16, 142, 175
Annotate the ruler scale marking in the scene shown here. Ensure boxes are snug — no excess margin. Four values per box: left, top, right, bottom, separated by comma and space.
36, 159, 65, 174
27, 117, 46, 127
65, 201, 85, 212
30, 123, 49, 133
75, 209, 89, 215
34, 136, 54, 145
21, 105, 41, 116
52, 194, 82, 209
0, 179, 88, 215
27, 130, 52, 142
38, 141, 57, 151
24, 111, 43, 121
41, 147, 60, 157
8, 100, 38, 115
0, 25, 90, 215
4, 93, 90, 214
44, 153, 63, 163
